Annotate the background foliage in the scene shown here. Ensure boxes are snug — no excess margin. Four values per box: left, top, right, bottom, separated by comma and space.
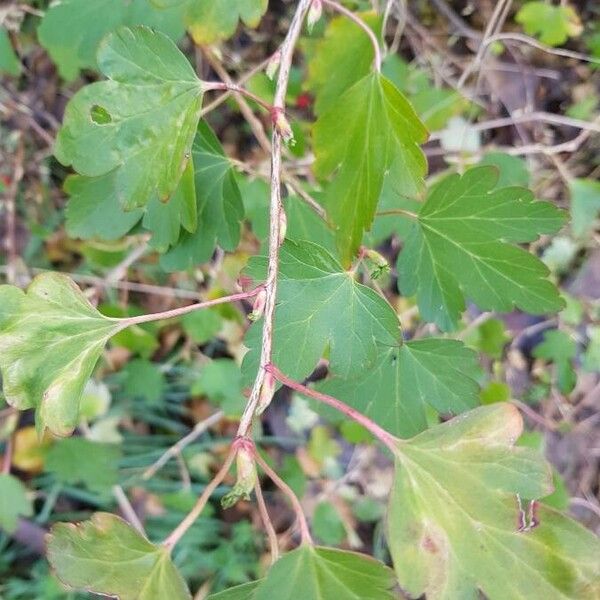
1, 0, 600, 598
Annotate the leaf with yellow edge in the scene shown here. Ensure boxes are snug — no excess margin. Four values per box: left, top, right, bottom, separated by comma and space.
48, 513, 191, 599
0, 274, 126, 436
388, 404, 600, 599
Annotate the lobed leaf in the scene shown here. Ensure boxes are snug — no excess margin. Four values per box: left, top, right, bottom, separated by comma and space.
397, 166, 566, 331
317, 339, 480, 438
388, 404, 600, 599
243, 240, 401, 382
64, 172, 144, 241
313, 72, 428, 265
0, 274, 125, 435
55, 26, 203, 210
37, 0, 186, 80
64, 120, 238, 257
161, 122, 244, 271
210, 546, 396, 600
208, 581, 262, 599
48, 513, 191, 599
307, 14, 381, 115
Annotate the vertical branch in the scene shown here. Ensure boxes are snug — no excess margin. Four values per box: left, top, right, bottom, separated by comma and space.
237, 0, 314, 438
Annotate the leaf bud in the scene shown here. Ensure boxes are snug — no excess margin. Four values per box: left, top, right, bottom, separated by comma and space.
308, 0, 323, 32
249, 288, 267, 322
278, 208, 288, 246
273, 109, 295, 146
257, 371, 276, 415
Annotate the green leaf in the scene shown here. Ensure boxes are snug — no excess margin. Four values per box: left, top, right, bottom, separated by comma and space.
0, 274, 126, 435
569, 178, 600, 238
122, 359, 167, 404
0, 474, 33, 533
64, 173, 144, 241
46, 438, 121, 494
0, 27, 21, 76
152, 0, 267, 45
241, 178, 336, 255
208, 582, 262, 599
388, 404, 600, 599
398, 166, 565, 331
317, 339, 479, 438
307, 14, 381, 115
37, 0, 186, 80
382, 54, 468, 130
144, 160, 198, 252
243, 240, 401, 381
313, 72, 427, 264
55, 26, 203, 211
516, 2, 582, 46
253, 546, 396, 599
161, 122, 244, 271
48, 513, 192, 599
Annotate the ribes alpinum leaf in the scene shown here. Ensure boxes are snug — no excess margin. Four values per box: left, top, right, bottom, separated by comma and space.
307, 14, 381, 115
152, 0, 267, 45
55, 26, 203, 210
210, 546, 396, 600
313, 72, 428, 265
161, 122, 244, 271
48, 513, 191, 599
243, 240, 401, 381
398, 166, 566, 331
64, 172, 145, 241
64, 121, 236, 258
208, 581, 262, 599
0, 274, 125, 435
37, 0, 186, 80
143, 159, 198, 252
317, 339, 479, 438
388, 404, 600, 599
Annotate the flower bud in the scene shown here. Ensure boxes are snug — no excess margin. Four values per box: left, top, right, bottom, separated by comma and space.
257, 371, 276, 415
249, 288, 267, 322
308, 0, 323, 32
364, 248, 388, 270
221, 447, 257, 509
273, 109, 295, 146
